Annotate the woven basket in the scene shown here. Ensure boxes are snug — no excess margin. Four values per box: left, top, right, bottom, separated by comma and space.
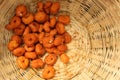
0, 0, 120, 80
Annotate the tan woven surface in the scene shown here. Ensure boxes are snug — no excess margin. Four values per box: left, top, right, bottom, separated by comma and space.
0, 0, 120, 80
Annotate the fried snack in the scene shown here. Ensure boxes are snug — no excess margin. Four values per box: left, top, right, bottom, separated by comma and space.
39, 32, 45, 44
63, 32, 72, 43
56, 22, 65, 34
7, 40, 19, 51
45, 47, 55, 53
50, 2, 60, 15
35, 43, 45, 55
22, 13, 34, 24
25, 52, 37, 59
42, 65, 55, 79
42, 36, 54, 48
23, 27, 31, 36
57, 44, 67, 52
16, 4, 27, 17
44, 54, 57, 65
12, 47, 25, 57
44, 1, 52, 9
29, 22, 39, 33
23, 33, 37, 46
38, 24, 43, 33
14, 23, 25, 35
44, 1, 52, 14
50, 16, 56, 28
58, 15, 70, 25
35, 11, 47, 23
5, 23, 15, 30
11, 35, 22, 45
50, 29, 57, 37
60, 53, 69, 64
33, 33, 39, 43
53, 36, 64, 46
31, 58, 44, 69
9, 16, 21, 29
24, 45, 35, 52
53, 48, 63, 55
37, 1, 44, 12
17, 56, 29, 69
43, 21, 50, 32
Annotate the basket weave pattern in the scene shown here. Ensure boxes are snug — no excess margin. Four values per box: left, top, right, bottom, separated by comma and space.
0, 0, 120, 80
